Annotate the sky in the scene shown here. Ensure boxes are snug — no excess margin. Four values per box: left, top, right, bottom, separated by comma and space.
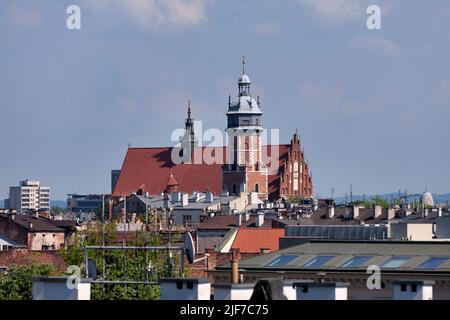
1, 0, 450, 200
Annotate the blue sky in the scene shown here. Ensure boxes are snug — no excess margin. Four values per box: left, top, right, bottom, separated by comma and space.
1, 0, 449, 200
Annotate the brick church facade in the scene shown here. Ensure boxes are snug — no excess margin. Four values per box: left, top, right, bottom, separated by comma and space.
112, 60, 313, 201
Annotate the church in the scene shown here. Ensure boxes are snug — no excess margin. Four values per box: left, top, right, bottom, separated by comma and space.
112, 59, 313, 201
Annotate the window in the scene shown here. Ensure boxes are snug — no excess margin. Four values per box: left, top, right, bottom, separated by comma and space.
266, 255, 297, 267
183, 215, 192, 225
255, 183, 259, 193
417, 258, 448, 270
340, 256, 373, 268
176, 282, 183, 289
381, 257, 410, 269
187, 282, 194, 289
302, 256, 335, 268
232, 184, 237, 195
400, 284, 407, 292
411, 284, 417, 292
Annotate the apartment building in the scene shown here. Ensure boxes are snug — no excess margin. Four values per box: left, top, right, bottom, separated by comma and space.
7, 180, 50, 213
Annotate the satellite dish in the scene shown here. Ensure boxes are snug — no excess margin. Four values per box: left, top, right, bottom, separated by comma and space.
184, 232, 196, 264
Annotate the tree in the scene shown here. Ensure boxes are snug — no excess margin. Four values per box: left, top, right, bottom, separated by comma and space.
59, 221, 178, 300
0, 264, 55, 300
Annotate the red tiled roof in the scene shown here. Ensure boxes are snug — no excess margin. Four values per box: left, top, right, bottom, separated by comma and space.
166, 172, 179, 187
231, 228, 285, 253
113, 145, 290, 198
113, 147, 224, 196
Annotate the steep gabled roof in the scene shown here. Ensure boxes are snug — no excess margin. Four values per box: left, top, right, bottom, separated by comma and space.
112, 147, 225, 196
112, 145, 291, 198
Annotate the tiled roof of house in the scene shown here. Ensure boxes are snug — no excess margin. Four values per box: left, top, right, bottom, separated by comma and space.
231, 228, 285, 253
0, 214, 64, 232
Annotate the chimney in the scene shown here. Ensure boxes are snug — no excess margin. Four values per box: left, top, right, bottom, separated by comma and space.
29, 222, 33, 229
256, 212, 264, 227
236, 214, 242, 227
327, 206, 335, 219
352, 206, 359, 219
438, 207, 443, 217
181, 193, 189, 207
230, 249, 240, 284
244, 212, 250, 222
205, 192, 214, 203
373, 205, 382, 219
172, 192, 181, 203
11, 214, 15, 221
35, 211, 39, 219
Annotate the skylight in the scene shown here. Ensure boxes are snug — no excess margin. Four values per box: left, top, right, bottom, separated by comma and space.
417, 258, 448, 270
302, 256, 335, 268
340, 256, 373, 268
266, 255, 297, 267
381, 257, 410, 269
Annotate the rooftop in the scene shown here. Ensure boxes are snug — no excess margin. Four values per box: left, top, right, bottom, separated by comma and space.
217, 240, 450, 273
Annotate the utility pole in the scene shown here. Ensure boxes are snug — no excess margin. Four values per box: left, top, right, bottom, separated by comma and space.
350, 184, 353, 204
102, 194, 105, 292
145, 192, 149, 282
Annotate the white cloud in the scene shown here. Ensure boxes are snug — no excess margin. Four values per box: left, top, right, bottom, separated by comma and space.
83, 0, 213, 30
347, 34, 400, 57
295, 0, 362, 23
8, 6, 42, 27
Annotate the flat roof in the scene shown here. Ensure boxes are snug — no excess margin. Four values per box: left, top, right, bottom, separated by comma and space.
216, 240, 450, 273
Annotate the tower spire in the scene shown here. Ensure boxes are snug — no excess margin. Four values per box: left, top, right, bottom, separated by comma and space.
242, 55, 246, 74
187, 99, 191, 120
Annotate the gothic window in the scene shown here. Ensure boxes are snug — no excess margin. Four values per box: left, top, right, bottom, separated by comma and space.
232, 184, 237, 195
255, 183, 259, 193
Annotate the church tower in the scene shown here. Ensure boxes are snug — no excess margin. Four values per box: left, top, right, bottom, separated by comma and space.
179, 100, 197, 163
222, 57, 268, 199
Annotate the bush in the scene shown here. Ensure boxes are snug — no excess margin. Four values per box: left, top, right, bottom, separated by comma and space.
0, 264, 55, 300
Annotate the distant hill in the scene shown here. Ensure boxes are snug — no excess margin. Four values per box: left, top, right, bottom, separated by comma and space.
51, 200, 67, 208
333, 192, 450, 205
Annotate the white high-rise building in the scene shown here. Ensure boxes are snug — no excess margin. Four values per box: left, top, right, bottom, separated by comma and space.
8, 180, 50, 212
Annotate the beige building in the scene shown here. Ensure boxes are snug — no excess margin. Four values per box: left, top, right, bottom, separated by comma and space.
7, 180, 50, 213
0, 213, 64, 251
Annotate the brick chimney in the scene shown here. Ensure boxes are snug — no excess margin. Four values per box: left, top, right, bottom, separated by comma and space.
230, 248, 241, 284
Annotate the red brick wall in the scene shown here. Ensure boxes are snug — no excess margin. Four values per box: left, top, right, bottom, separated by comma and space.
0, 249, 67, 272
186, 249, 261, 283
279, 134, 313, 199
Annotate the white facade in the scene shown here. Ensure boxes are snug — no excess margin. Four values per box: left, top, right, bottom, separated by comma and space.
213, 283, 255, 300
393, 281, 434, 300
160, 278, 211, 300
294, 282, 349, 300
8, 180, 50, 212
32, 277, 91, 300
